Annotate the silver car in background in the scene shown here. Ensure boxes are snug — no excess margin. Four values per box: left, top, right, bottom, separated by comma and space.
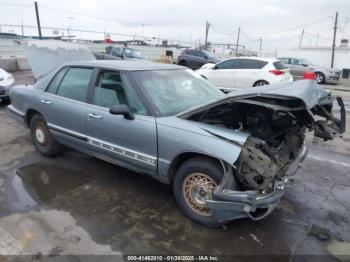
278, 57, 341, 84
8, 59, 346, 227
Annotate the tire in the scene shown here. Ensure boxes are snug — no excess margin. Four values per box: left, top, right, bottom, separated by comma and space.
178, 60, 188, 67
30, 114, 61, 156
173, 157, 224, 227
253, 80, 269, 87
315, 72, 325, 84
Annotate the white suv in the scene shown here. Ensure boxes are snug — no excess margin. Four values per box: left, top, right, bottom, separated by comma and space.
195, 57, 293, 92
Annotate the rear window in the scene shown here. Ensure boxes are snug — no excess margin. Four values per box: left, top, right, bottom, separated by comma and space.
273, 61, 286, 70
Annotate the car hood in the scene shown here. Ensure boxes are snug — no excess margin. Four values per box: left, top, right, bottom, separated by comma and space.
178, 80, 331, 118
21, 40, 96, 79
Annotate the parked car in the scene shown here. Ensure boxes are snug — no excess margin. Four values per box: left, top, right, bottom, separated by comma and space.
0, 68, 15, 101
177, 49, 220, 69
106, 45, 144, 60
8, 58, 345, 227
196, 57, 293, 92
278, 57, 341, 84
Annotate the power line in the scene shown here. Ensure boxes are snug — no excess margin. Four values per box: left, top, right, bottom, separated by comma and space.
39, 4, 202, 27
244, 16, 333, 35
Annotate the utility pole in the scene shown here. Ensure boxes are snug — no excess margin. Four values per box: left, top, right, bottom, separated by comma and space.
259, 37, 262, 51
298, 29, 304, 49
235, 27, 240, 56
316, 33, 319, 47
21, 20, 24, 39
331, 12, 338, 68
34, 2, 42, 40
204, 21, 210, 50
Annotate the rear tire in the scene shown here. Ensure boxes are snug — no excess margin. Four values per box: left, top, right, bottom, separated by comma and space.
173, 157, 224, 227
30, 114, 61, 156
253, 80, 269, 87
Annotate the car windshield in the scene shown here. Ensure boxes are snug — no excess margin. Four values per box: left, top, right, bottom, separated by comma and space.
202, 50, 215, 58
130, 69, 224, 116
124, 48, 143, 59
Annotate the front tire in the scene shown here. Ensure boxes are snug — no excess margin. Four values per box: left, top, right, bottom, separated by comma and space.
173, 157, 224, 227
30, 114, 61, 156
315, 72, 325, 84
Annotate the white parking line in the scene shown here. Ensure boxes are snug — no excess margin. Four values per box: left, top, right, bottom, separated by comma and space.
307, 155, 350, 168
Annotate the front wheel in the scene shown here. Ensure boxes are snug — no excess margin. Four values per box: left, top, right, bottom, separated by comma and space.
30, 114, 62, 156
173, 157, 223, 227
315, 72, 325, 84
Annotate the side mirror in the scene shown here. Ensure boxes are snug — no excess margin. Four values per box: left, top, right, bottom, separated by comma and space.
109, 104, 134, 120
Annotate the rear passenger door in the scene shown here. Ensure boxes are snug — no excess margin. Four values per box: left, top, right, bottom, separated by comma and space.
289, 58, 306, 80
85, 69, 158, 175
233, 59, 267, 89
39, 66, 94, 150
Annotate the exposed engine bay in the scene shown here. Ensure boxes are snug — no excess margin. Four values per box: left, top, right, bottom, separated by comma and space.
187, 95, 345, 191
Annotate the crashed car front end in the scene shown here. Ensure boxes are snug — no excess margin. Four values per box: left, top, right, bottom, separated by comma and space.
179, 80, 346, 223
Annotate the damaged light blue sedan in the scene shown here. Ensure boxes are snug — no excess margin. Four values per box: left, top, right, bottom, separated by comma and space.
8, 44, 345, 226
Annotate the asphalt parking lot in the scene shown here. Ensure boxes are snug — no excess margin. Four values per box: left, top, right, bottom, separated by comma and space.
0, 71, 350, 261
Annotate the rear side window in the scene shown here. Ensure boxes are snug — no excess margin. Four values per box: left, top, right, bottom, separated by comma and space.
273, 61, 286, 70
236, 59, 266, 69
46, 67, 68, 94
56, 67, 94, 102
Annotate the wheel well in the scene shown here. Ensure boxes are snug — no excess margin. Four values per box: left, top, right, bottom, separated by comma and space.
314, 71, 324, 76
168, 152, 223, 183
253, 80, 269, 87
25, 109, 41, 127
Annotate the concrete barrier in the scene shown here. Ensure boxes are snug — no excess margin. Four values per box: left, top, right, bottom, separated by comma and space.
16, 57, 30, 70
0, 57, 18, 71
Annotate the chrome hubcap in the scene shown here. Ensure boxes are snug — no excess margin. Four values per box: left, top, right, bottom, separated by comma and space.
35, 128, 45, 144
315, 74, 323, 83
182, 173, 217, 216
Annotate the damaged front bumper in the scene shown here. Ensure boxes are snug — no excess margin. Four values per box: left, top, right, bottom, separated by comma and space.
207, 145, 308, 223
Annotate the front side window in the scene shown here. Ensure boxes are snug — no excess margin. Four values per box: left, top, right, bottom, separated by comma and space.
216, 59, 239, 69
93, 70, 147, 115
130, 69, 223, 116
56, 67, 93, 102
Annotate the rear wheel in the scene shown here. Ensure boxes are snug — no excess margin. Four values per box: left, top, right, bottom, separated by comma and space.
30, 114, 61, 156
253, 80, 269, 87
173, 157, 223, 227
315, 72, 325, 84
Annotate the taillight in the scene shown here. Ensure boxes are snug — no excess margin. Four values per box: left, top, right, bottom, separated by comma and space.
269, 70, 284, 76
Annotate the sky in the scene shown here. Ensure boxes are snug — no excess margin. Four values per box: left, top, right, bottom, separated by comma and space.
0, 0, 350, 51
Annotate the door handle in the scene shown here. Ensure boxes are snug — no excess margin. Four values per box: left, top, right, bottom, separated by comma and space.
88, 113, 103, 119
41, 99, 52, 104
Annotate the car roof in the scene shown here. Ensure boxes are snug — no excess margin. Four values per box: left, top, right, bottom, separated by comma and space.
64, 60, 184, 71
220, 57, 280, 63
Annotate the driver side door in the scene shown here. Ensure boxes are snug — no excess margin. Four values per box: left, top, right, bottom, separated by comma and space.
86, 69, 158, 175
